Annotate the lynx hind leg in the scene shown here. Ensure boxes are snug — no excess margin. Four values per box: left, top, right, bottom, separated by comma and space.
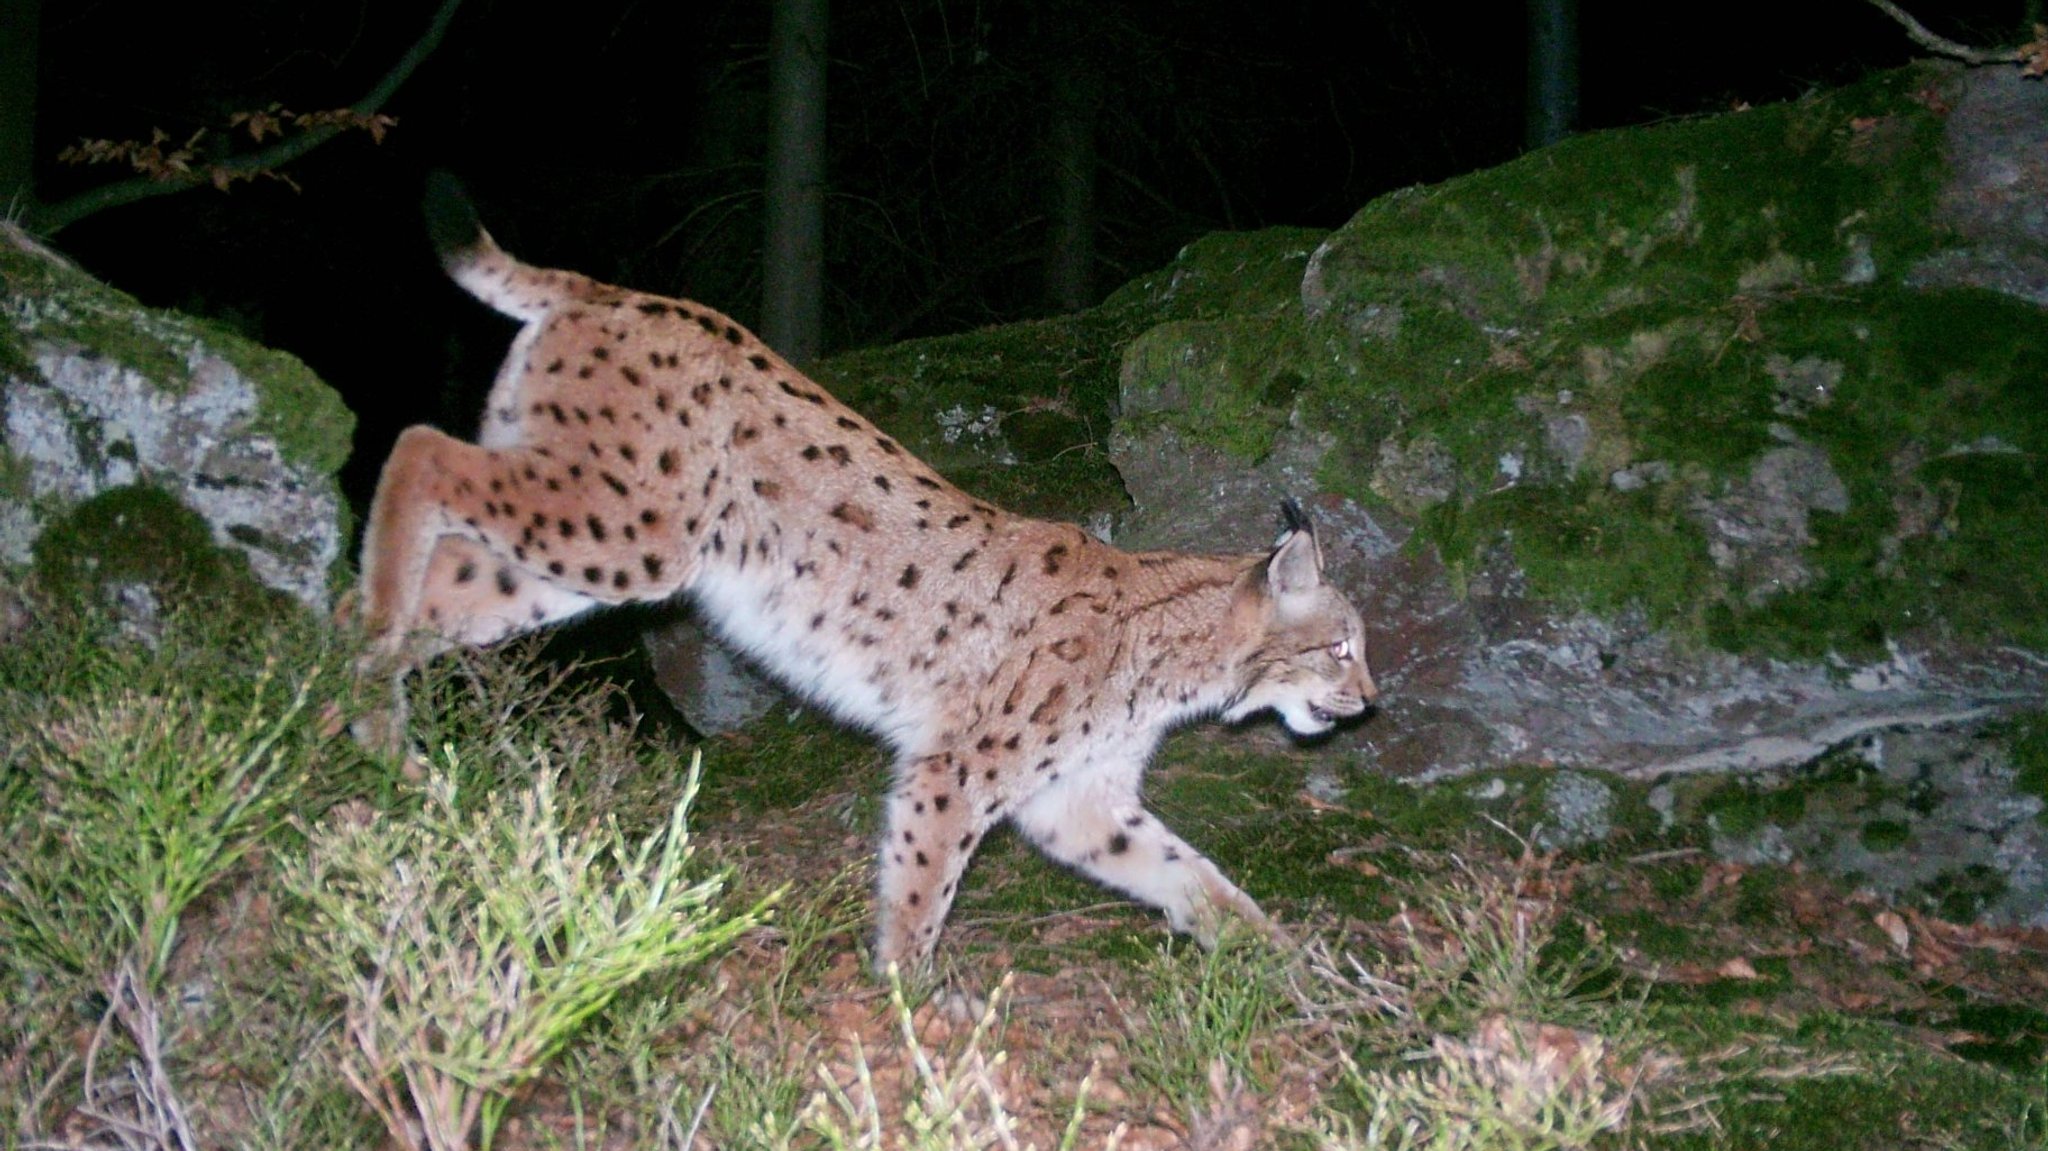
1011, 777, 1277, 948
414, 535, 602, 647
353, 424, 651, 756
354, 536, 604, 763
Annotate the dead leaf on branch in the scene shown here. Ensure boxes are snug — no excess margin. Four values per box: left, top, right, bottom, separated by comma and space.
2024, 24, 2048, 78
229, 104, 288, 143
59, 107, 397, 186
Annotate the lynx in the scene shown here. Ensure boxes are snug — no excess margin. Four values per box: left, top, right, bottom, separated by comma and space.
357, 176, 1379, 968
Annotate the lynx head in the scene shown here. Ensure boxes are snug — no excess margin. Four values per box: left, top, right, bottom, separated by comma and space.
1223, 501, 1378, 736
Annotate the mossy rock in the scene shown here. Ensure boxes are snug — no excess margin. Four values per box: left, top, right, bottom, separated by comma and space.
31, 483, 291, 617
1108, 63, 2048, 661
2, 227, 354, 608
1099, 226, 1329, 325
812, 314, 1132, 523
0, 233, 352, 481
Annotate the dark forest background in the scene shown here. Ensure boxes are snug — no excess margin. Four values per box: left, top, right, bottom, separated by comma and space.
6, 0, 2035, 505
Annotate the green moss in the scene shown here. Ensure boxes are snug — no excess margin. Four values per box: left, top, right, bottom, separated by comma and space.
1421, 479, 1715, 624
1939, 999, 2048, 1074
813, 313, 1132, 521
1701, 777, 1808, 839
1117, 316, 1305, 464
1098, 227, 1328, 325
2008, 712, 2048, 827
1926, 863, 2010, 924
1663, 1037, 2034, 1151
1859, 819, 1911, 853
1606, 908, 1701, 964
1, 235, 354, 481
29, 483, 286, 615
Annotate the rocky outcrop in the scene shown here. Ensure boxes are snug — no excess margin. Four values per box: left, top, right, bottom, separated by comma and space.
1103, 62, 2048, 924
1, 223, 353, 610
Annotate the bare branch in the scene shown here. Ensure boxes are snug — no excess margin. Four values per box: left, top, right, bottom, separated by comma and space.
28, 0, 465, 235
1863, 0, 2030, 66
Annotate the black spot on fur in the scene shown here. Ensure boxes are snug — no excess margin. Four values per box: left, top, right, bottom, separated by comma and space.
454, 561, 477, 584
899, 564, 920, 589
1108, 833, 1130, 855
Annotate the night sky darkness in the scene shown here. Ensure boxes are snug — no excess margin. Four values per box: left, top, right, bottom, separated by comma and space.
26, 0, 2028, 509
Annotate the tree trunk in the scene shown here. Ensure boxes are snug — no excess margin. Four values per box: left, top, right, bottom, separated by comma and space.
762, 0, 828, 367
0, 0, 38, 216
1525, 0, 1578, 151
1044, 62, 1099, 314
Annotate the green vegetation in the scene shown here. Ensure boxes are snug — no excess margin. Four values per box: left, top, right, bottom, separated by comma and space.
290, 751, 769, 1151
1, 596, 2045, 1148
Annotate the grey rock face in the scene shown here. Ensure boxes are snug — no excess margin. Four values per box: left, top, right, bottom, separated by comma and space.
642, 612, 785, 736
2, 224, 351, 610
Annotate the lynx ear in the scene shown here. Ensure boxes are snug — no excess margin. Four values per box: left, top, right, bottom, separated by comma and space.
1267, 500, 1324, 599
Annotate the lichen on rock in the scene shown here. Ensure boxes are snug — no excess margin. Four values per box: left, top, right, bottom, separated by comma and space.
1, 222, 352, 610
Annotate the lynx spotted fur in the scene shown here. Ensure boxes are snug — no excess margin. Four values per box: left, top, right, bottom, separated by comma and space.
357, 177, 1378, 967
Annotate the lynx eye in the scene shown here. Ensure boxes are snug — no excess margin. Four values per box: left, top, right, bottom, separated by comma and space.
1329, 638, 1352, 662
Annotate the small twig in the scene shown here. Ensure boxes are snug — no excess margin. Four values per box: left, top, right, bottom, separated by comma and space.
1863, 0, 2029, 65
678, 1082, 718, 1151
1625, 848, 1705, 865
29, 0, 466, 234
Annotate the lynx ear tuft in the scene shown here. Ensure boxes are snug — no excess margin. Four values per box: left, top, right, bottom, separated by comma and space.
1280, 497, 1314, 538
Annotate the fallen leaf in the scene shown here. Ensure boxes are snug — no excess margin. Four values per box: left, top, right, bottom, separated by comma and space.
1717, 957, 1761, 980
1874, 910, 1911, 955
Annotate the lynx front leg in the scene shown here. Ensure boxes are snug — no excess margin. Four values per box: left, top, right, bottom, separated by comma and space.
872, 752, 1001, 971
1011, 776, 1276, 948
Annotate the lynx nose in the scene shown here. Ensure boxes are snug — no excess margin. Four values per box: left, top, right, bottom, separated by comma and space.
1355, 662, 1379, 704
